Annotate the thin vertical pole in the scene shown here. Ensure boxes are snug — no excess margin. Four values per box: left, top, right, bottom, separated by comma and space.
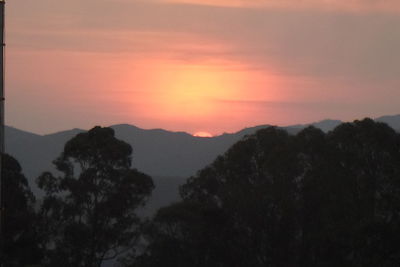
0, 1, 5, 265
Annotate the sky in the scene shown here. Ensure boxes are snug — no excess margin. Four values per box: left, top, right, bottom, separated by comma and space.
6, 0, 400, 135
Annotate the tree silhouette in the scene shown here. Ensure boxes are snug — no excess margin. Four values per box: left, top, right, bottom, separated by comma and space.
37, 126, 154, 267
324, 119, 400, 266
2, 154, 42, 266
127, 119, 400, 267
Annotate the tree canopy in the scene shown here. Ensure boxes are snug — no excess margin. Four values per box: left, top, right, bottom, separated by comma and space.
1, 154, 42, 266
37, 126, 154, 267
129, 119, 400, 267
2, 119, 400, 267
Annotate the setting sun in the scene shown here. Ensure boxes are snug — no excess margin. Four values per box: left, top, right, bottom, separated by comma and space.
193, 131, 213, 137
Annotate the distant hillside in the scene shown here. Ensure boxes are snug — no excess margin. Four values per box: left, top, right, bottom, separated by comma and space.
5, 127, 84, 193
5, 115, 400, 207
288, 119, 343, 133
376, 114, 400, 131
111, 124, 280, 179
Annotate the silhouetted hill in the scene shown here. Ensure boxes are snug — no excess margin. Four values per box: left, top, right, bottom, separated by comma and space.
6, 126, 49, 188
43, 128, 85, 141
376, 114, 400, 131
286, 119, 342, 133
5, 126, 85, 194
111, 124, 279, 180
5, 115, 400, 212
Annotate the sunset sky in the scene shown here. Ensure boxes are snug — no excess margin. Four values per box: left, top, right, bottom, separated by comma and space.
6, 0, 400, 135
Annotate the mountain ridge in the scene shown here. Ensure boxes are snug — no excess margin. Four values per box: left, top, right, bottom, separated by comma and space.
5, 114, 400, 199
9, 114, 400, 138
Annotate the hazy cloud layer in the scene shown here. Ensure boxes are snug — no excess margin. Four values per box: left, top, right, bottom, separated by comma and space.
160, 0, 400, 12
6, 0, 400, 133
10, 0, 400, 79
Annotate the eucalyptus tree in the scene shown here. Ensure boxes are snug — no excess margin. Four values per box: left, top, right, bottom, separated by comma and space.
2, 154, 42, 266
127, 119, 400, 267
38, 126, 154, 267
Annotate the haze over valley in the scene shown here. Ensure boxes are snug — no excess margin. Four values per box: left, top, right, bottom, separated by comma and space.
7, 114, 400, 214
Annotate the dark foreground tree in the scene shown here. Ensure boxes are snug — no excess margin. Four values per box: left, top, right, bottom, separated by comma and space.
130, 127, 302, 267
38, 126, 154, 267
124, 201, 232, 267
2, 154, 42, 266
127, 119, 400, 267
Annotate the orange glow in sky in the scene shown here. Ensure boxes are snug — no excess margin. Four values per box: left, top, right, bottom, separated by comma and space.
149, 63, 241, 119
6, 0, 400, 135
193, 131, 213, 137
121, 59, 296, 136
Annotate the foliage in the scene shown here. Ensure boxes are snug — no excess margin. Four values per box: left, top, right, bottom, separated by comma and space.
37, 126, 154, 267
1, 154, 43, 266
127, 119, 400, 267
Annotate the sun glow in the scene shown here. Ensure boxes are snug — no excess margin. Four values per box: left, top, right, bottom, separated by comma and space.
125, 59, 290, 135
153, 63, 242, 119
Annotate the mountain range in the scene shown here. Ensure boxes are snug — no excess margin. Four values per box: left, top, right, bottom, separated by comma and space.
5, 114, 400, 214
